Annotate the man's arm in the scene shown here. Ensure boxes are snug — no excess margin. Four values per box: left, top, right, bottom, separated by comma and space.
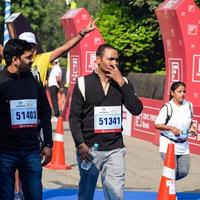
55, 66, 63, 88
69, 82, 85, 146
69, 81, 93, 162
105, 65, 143, 115
37, 81, 53, 165
120, 81, 143, 115
50, 18, 98, 62
56, 75, 62, 88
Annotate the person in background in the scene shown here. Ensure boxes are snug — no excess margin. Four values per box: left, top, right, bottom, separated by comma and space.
18, 17, 97, 84
0, 44, 5, 70
0, 38, 52, 200
48, 58, 62, 119
154, 81, 197, 199
69, 44, 143, 200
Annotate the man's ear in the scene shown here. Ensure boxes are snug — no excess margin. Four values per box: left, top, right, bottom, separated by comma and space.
96, 56, 101, 64
12, 56, 19, 65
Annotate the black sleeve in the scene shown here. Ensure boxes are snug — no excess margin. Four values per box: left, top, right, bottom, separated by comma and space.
119, 78, 143, 115
37, 83, 53, 148
69, 81, 85, 147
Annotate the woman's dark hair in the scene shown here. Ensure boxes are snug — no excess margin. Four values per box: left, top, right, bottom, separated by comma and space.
3, 39, 32, 66
169, 81, 186, 100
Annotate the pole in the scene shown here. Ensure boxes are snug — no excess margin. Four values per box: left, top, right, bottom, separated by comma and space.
3, 0, 11, 46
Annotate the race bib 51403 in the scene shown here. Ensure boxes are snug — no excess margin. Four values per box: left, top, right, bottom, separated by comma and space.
10, 99, 37, 129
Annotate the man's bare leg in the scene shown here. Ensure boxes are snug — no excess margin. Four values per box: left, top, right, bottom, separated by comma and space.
14, 170, 24, 200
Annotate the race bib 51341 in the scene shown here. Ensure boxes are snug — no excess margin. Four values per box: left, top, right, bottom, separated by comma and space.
94, 106, 122, 134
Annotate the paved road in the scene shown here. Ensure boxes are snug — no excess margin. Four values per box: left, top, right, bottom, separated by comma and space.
43, 121, 200, 193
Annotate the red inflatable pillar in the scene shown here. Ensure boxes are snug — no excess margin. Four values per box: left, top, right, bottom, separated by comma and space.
155, 0, 200, 153
155, 0, 200, 106
60, 8, 105, 120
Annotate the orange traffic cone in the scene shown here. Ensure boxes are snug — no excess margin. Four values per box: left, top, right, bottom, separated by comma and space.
157, 143, 176, 200
46, 116, 71, 170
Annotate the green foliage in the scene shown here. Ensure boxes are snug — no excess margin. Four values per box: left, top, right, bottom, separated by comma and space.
2, 0, 200, 73
0, 0, 67, 53
77, 0, 103, 16
13, 0, 68, 52
38, 0, 67, 52
96, 2, 164, 72
195, 0, 200, 7
11, 0, 46, 32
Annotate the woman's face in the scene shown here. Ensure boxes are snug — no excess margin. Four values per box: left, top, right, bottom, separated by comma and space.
171, 85, 186, 104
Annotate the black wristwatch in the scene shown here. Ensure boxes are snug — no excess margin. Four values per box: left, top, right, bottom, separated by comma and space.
79, 31, 86, 37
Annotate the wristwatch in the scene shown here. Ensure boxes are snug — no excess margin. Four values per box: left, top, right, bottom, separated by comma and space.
79, 31, 86, 37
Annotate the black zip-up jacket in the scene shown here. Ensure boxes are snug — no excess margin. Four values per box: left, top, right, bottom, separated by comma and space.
0, 67, 53, 151
69, 71, 143, 151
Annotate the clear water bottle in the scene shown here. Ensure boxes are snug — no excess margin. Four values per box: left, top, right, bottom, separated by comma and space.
81, 143, 99, 170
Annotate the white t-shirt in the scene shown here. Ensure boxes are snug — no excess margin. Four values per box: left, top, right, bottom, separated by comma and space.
48, 64, 62, 88
155, 99, 193, 155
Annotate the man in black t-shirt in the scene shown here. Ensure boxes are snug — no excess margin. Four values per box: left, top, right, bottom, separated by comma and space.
69, 44, 143, 200
0, 39, 52, 200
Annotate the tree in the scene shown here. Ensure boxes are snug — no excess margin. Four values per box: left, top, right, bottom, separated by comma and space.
0, 0, 169, 73
0, 0, 68, 52
2, 0, 200, 73
95, 1, 164, 73
0, 0, 46, 44
77, 0, 103, 16
38, 0, 67, 52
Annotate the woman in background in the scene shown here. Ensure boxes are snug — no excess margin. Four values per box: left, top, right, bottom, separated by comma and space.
154, 81, 197, 183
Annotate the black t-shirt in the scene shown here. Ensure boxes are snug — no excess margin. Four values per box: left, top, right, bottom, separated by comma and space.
0, 67, 52, 151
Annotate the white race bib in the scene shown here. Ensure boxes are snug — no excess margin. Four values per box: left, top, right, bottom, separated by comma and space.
94, 106, 122, 134
10, 99, 37, 129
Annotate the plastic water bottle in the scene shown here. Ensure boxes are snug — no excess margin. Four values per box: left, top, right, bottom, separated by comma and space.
81, 143, 99, 170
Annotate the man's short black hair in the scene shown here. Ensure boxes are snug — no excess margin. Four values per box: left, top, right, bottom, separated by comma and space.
3, 39, 32, 66
96, 44, 117, 58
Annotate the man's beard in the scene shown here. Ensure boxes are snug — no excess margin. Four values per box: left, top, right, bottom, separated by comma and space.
19, 64, 32, 72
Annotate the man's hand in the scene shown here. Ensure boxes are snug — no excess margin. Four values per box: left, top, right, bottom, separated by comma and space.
105, 65, 125, 87
50, 17, 99, 62
40, 147, 52, 166
81, 17, 99, 34
78, 143, 93, 162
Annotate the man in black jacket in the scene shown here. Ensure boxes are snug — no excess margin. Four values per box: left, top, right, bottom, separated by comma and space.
0, 39, 53, 200
69, 44, 143, 200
